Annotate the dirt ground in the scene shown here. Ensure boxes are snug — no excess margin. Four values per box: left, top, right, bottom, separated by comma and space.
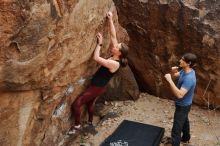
67, 93, 220, 146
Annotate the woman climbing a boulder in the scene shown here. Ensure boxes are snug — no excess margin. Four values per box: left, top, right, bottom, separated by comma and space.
68, 11, 129, 135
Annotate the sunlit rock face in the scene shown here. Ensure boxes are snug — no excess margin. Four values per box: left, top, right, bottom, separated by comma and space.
113, 0, 220, 106
0, 0, 112, 91
0, 0, 139, 145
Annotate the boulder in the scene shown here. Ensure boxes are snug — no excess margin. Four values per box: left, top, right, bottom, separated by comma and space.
113, 0, 220, 107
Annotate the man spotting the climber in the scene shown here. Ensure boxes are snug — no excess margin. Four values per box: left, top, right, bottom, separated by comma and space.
163, 53, 197, 146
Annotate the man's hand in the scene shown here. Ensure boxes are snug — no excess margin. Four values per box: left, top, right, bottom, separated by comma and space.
96, 32, 103, 46
171, 66, 180, 77
165, 73, 187, 99
164, 73, 172, 83
171, 66, 179, 73
107, 11, 113, 20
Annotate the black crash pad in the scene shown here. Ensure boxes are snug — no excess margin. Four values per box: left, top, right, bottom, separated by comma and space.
100, 120, 164, 146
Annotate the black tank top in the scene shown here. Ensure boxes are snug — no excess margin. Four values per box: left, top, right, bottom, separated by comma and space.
91, 61, 120, 87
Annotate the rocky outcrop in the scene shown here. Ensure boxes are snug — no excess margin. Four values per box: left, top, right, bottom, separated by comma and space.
114, 0, 220, 107
0, 0, 138, 145
101, 66, 140, 101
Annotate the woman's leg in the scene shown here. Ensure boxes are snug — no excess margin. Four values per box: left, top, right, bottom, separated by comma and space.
87, 98, 96, 123
72, 97, 82, 126
72, 85, 106, 126
86, 86, 106, 124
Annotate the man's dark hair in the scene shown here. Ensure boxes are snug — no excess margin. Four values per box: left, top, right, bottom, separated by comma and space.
182, 53, 197, 67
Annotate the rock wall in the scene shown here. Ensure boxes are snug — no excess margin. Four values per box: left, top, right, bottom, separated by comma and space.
0, 0, 113, 91
114, 0, 220, 107
0, 0, 138, 145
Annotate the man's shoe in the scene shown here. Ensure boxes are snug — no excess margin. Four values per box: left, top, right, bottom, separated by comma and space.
181, 135, 190, 143
164, 143, 172, 146
181, 138, 190, 144
161, 136, 172, 144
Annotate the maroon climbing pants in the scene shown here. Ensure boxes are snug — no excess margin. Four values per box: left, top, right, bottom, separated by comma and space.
72, 85, 106, 125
